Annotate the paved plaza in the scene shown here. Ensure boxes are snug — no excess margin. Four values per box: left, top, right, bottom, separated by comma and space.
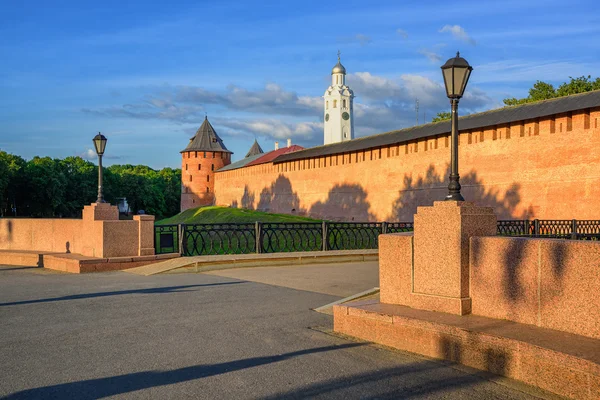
0, 263, 549, 399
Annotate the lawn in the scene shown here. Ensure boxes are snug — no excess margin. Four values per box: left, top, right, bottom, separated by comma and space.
156, 206, 320, 225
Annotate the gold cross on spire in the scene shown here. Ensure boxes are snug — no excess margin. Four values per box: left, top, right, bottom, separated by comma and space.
337, 50, 341, 61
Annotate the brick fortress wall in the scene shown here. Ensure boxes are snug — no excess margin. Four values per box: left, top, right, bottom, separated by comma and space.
181, 150, 231, 211
214, 107, 600, 221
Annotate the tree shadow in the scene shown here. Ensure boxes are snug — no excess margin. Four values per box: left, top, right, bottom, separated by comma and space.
256, 175, 304, 215
4, 343, 365, 400
0, 282, 245, 307
309, 183, 375, 221
241, 185, 255, 210
264, 339, 509, 400
389, 164, 533, 221
500, 239, 529, 303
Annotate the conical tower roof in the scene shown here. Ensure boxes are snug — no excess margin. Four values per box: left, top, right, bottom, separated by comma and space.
245, 139, 264, 158
180, 117, 232, 153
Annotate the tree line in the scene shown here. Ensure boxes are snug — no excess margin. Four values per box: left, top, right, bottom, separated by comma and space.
432, 75, 600, 122
0, 151, 181, 219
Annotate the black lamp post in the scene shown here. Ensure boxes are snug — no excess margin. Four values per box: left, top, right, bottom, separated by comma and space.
93, 132, 108, 203
441, 52, 472, 201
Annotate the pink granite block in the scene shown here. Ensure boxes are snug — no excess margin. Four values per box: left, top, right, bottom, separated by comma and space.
379, 233, 413, 305
413, 201, 496, 302
348, 307, 393, 323
470, 236, 540, 326
83, 202, 119, 222
102, 221, 139, 258
517, 348, 591, 400
135, 214, 155, 256
107, 257, 134, 263
539, 239, 600, 339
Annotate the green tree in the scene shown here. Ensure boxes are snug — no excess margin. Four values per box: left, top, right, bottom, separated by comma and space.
0, 152, 27, 216
58, 156, 97, 217
503, 76, 600, 106
556, 75, 600, 97
0, 150, 182, 219
432, 111, 452, 123
25, 157, 68, 217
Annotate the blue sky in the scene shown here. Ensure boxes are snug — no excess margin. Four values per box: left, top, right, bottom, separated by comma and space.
1, 0, 599, 168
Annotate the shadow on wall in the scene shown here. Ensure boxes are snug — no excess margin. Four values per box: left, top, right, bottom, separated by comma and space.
256, 175, 304, 215
440, 336, 510, 377
309, 183, 375, 221
389, 164, 534, 221
230, 185, 255, 210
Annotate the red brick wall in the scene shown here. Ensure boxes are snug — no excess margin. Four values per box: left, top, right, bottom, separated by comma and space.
181, 150, 231, 211
214, 107, 600, 221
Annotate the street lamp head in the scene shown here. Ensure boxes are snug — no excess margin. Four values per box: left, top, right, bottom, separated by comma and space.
441, 51, 473, 99
93, 132, 108, 156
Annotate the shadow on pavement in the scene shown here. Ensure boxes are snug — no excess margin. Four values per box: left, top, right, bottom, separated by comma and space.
3, 343, 366, 399
0, 282, 245, 307
0, 266, 41, 272
264, 362, 487, 399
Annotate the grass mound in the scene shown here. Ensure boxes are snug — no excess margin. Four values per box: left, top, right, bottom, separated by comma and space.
156, 206, 320, 225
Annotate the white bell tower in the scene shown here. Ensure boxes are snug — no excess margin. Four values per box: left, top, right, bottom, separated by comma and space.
323, 51, 354, 145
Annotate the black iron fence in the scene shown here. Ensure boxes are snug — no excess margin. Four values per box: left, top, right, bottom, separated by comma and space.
496, 219, 600, 239
154, 219, 600, 255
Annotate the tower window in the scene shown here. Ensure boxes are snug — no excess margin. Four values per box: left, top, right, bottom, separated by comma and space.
211, 164, 214, 171
203, 151, 206, 158
343, 99, 346, 108
198, 164, 201, 170
189, 176, 192, 182
195, 151, 197, 158
206, 187, 210, 193
212, 152, 216, 158
333, 100, 337, 108
207, 175, 210, 182
185, 164, 188, 170
326, 101, 329, 109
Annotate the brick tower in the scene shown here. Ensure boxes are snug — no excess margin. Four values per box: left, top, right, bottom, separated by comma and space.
180, 117, 232, 211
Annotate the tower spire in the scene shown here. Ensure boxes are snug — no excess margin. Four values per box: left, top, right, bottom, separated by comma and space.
324, 52, 354, 145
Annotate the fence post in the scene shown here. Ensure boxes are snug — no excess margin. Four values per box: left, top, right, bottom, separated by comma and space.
571, 219, 578, 240
322, 221, 328, 251
255, 222, 262, 254
179, 224, 185, 256
534, 219, 540, 236
382, 222, 388, 235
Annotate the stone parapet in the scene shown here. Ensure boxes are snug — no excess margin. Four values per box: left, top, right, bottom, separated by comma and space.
334, 300, 600, 400
82, 202, 119, 222
379, 201, 497, 315
470, 236, 600, 339
0, 203, 156, 259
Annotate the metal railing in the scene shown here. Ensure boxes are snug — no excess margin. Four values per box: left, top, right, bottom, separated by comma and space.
154, 224, 180, 255
154, 219, 599, 255
495, 219, 600, 240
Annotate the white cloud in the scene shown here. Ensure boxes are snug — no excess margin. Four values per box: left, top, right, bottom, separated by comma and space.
355, 34, 372, 46
347, 72, 403, 99
215, 118, 323, 141
80, 148, 97, 161
439, 25, 476, 45
396, 28, 408, 39
418, 49, 443, 63
337, 34, 373, 47
83, 71, 495, 145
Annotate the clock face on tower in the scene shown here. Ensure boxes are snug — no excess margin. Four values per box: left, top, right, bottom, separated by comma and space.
342, 112, 350, 121
325, 113, 330, 122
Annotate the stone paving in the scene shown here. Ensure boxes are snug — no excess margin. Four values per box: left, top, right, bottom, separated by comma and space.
0, 265, 549, 399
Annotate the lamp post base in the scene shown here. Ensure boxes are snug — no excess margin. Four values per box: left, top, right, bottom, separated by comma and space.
445, 193, 465, 201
